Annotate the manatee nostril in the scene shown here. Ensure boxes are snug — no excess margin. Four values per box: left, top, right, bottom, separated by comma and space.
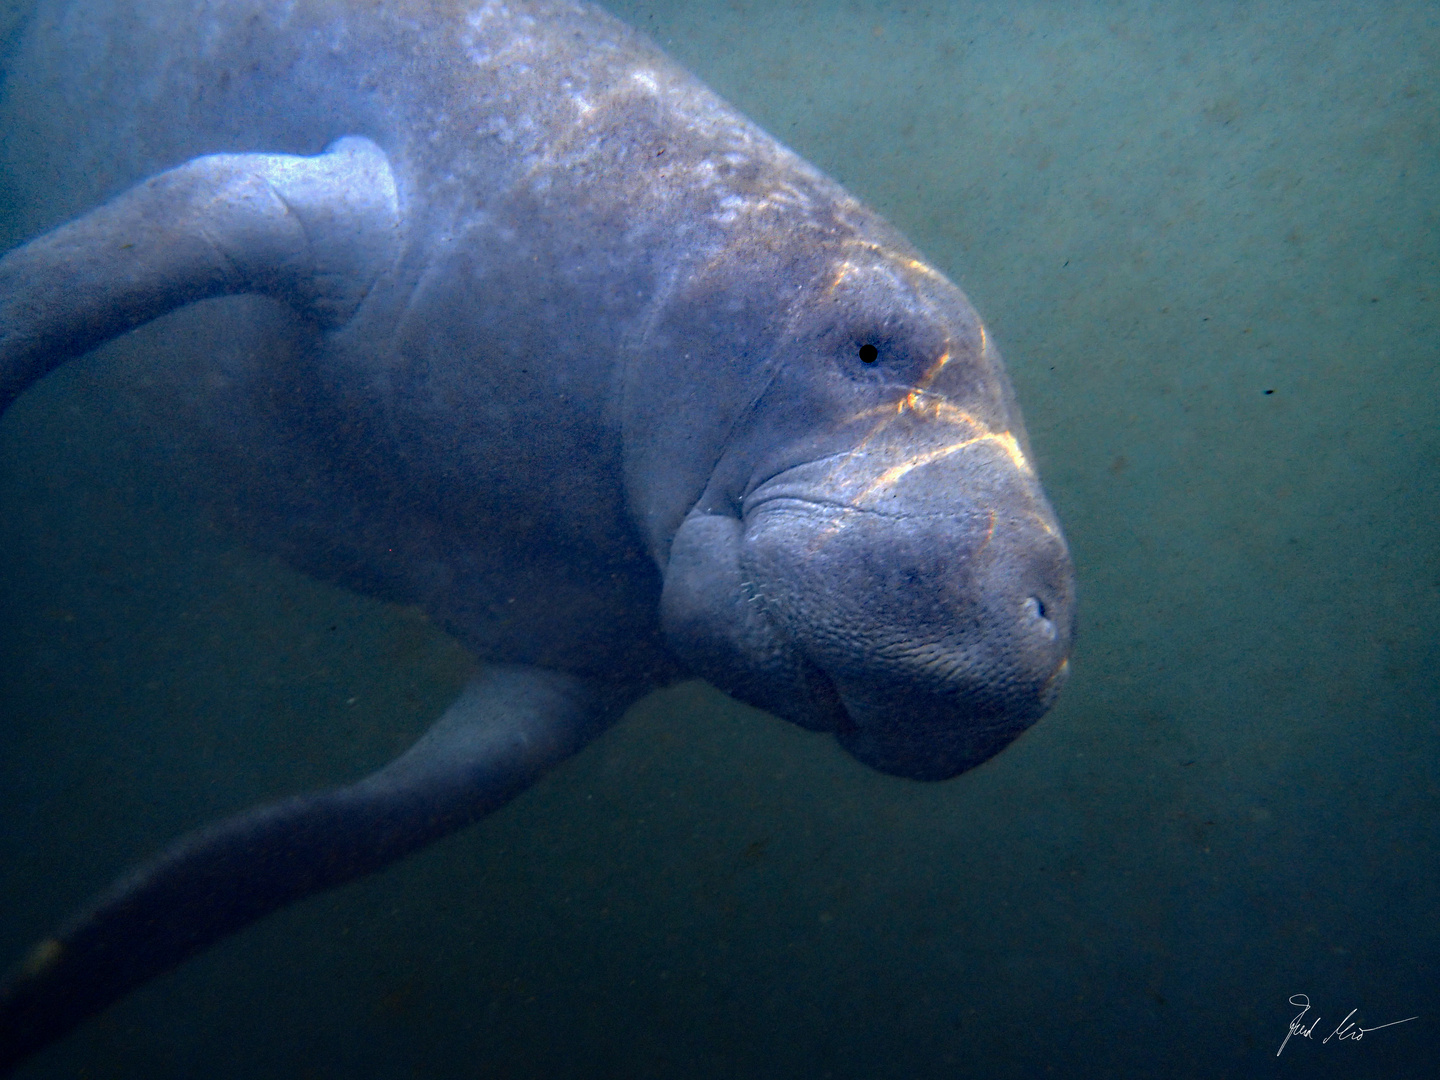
809, 663, 856, 733
1022, 595, 1056, 639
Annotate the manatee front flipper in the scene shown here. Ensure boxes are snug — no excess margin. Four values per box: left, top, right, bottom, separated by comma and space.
0, 135, 399, 414
0, 666, 630, 1073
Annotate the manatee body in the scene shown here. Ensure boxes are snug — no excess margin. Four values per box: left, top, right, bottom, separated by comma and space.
0, 0, 1073, 1068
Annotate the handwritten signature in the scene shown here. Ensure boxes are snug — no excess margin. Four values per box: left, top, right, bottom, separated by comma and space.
1277, 994, 1417, 1056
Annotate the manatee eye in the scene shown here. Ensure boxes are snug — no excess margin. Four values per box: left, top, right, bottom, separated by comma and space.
857, 343, 878, 364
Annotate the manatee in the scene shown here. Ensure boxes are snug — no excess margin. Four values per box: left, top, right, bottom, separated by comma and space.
0, 0, 1074, 1068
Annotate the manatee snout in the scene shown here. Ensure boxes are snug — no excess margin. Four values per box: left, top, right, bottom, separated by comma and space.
739, 488, 1073, 780
661, 460, 1073, 780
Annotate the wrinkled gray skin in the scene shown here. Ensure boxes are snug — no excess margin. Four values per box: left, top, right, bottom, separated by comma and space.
0, 0, 1073, 1067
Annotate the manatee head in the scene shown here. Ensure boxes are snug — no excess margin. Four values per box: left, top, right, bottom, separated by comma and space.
638, 235, 1073, 781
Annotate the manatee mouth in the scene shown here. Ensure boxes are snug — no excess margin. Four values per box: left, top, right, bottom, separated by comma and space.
791, 666, 1034, 781
791, 658, 858, 736
825, 654, 1071, 781
765, 591, 1069, 781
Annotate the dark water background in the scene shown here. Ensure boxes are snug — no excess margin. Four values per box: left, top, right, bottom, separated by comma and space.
2, 1, 1437, 1076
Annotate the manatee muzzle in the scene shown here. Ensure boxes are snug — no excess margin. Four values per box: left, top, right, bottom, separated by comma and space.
737, 491, 1073, 779
661, 465, 1074, 781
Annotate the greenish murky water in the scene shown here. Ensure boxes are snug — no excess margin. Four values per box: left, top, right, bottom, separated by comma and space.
1, 2, 1436, 1076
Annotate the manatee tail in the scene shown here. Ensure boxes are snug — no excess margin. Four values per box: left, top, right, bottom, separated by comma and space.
0, 666, 631, 1074
0, 135, 399, 417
